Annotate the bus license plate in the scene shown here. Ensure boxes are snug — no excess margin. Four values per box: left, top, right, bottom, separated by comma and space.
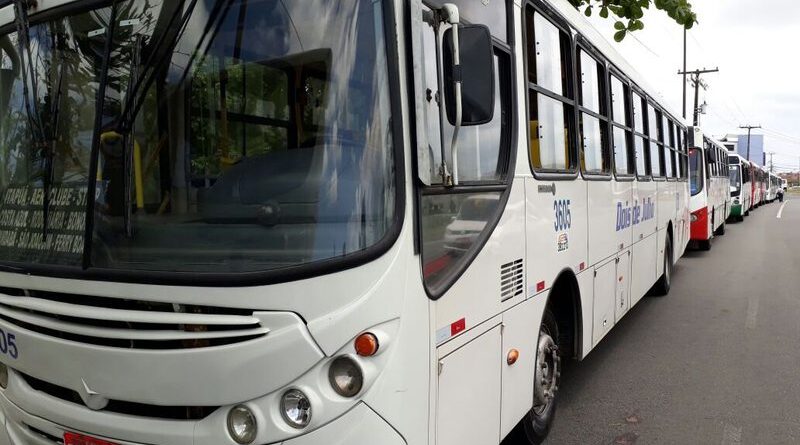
64, 432, 118, 445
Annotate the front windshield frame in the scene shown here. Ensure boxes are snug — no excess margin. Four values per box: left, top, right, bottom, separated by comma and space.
0, 0, 406, 286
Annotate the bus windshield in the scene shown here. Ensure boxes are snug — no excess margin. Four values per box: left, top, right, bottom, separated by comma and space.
729, 164, 741, 195
0, 0, 396, 275
689, 148, 703, 195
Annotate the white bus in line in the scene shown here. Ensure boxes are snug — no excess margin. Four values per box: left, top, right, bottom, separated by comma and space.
689, 131, 730, 250
0, 1, 691, 445
727, 152, 751, 221
752, 163, 764, 207
766, 171, 780, 203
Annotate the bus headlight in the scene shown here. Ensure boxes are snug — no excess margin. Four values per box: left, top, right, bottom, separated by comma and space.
227, 405, 257, 444
690, 213, 698, 222
0, 363, 7, 389
328, 356, 364, 397
281, 389, 312, 428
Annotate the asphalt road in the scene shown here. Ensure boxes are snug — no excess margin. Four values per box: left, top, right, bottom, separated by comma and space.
541, 196, 800, 444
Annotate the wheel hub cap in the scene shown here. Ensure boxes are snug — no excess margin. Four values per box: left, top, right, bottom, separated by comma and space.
533, 331, 560, 414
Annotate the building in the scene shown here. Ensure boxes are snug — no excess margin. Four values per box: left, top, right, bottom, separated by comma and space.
718, 133, 765, 167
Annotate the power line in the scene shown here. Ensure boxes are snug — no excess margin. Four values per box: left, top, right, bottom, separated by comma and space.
759, 127, 800, 144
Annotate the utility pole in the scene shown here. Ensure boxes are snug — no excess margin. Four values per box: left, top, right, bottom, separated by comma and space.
739, 124, 761, 163
678, 67, 719, 126
682, 29, 687, 119
768, 152, 775, 172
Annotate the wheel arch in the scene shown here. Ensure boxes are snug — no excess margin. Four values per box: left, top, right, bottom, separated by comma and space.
544, 268, 582, 360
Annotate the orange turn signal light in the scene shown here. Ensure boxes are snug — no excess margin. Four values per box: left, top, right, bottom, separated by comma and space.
507, 349, 520, 366
355, 332, 379, 357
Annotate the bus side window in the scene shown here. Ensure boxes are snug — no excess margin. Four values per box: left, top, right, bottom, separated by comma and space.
609, 74, 633, 176
577, 48, 609, 175
632, 92, 648, 178
527, 8, 575, 173
417, 4, 513, 296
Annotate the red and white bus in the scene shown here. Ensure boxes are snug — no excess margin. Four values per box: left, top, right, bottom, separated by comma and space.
689, 129, 730, 250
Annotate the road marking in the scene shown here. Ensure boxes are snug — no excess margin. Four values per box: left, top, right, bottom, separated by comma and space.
721, 423, 742, 445
745, 296, 759, 330
777, 201, 788, 219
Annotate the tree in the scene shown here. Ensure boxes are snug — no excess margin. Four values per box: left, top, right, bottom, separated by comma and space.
571, 0, 697, 41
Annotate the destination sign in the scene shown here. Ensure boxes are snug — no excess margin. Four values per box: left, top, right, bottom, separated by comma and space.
0, 184, 88, 264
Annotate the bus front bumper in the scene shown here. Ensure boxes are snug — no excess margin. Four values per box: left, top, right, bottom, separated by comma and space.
0, 381, 405, 445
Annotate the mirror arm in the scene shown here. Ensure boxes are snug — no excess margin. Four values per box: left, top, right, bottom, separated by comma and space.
442, 4, 461, 186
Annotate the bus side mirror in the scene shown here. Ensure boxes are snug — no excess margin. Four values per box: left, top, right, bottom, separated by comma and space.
443, 24, 494, 126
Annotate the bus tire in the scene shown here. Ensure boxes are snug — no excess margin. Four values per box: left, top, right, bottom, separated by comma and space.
715, 221, 726, 236
698, 239, 711, 251
652, 235, 672, 296
510, 309, 561, 445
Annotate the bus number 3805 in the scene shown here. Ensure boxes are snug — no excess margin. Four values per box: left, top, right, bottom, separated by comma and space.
554, 199, 572, 232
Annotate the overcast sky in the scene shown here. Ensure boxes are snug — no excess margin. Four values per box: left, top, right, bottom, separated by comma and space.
586, 0, 800, 172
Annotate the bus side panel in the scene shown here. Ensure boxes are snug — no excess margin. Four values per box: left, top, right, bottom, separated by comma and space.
631, 234, 657, 307
588, 179, 633, 266
615, 250, 631, 322
632, 180, 657, 244
436, 326, 502, 445
631, 180, 656, 301
433, 180, 527, 345
525, 178, 587, 296
592, 258, 616, 345
499, 296, 546, 438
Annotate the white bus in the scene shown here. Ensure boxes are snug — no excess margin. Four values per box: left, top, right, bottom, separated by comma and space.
0, 1, 690, 445
752, 162, 765, 207
766, 171, 780, 203
689, 130, 730, 249
727, 152, 751, 221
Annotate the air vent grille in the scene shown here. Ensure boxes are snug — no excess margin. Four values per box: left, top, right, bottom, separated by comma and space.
500, 259, 524, 301
0, 287, 268, 349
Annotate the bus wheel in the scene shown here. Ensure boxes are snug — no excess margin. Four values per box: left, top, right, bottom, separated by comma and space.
698, 239, 711, 251
511, 309, 561, 444
652, 235, 672, 296
715, 221, 726, 236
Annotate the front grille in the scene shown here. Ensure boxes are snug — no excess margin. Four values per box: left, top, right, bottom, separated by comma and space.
22, 373, 218, 421
0, 287, 269, 349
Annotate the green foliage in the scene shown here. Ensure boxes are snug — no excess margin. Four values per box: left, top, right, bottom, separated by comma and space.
572, 0, 697, 41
